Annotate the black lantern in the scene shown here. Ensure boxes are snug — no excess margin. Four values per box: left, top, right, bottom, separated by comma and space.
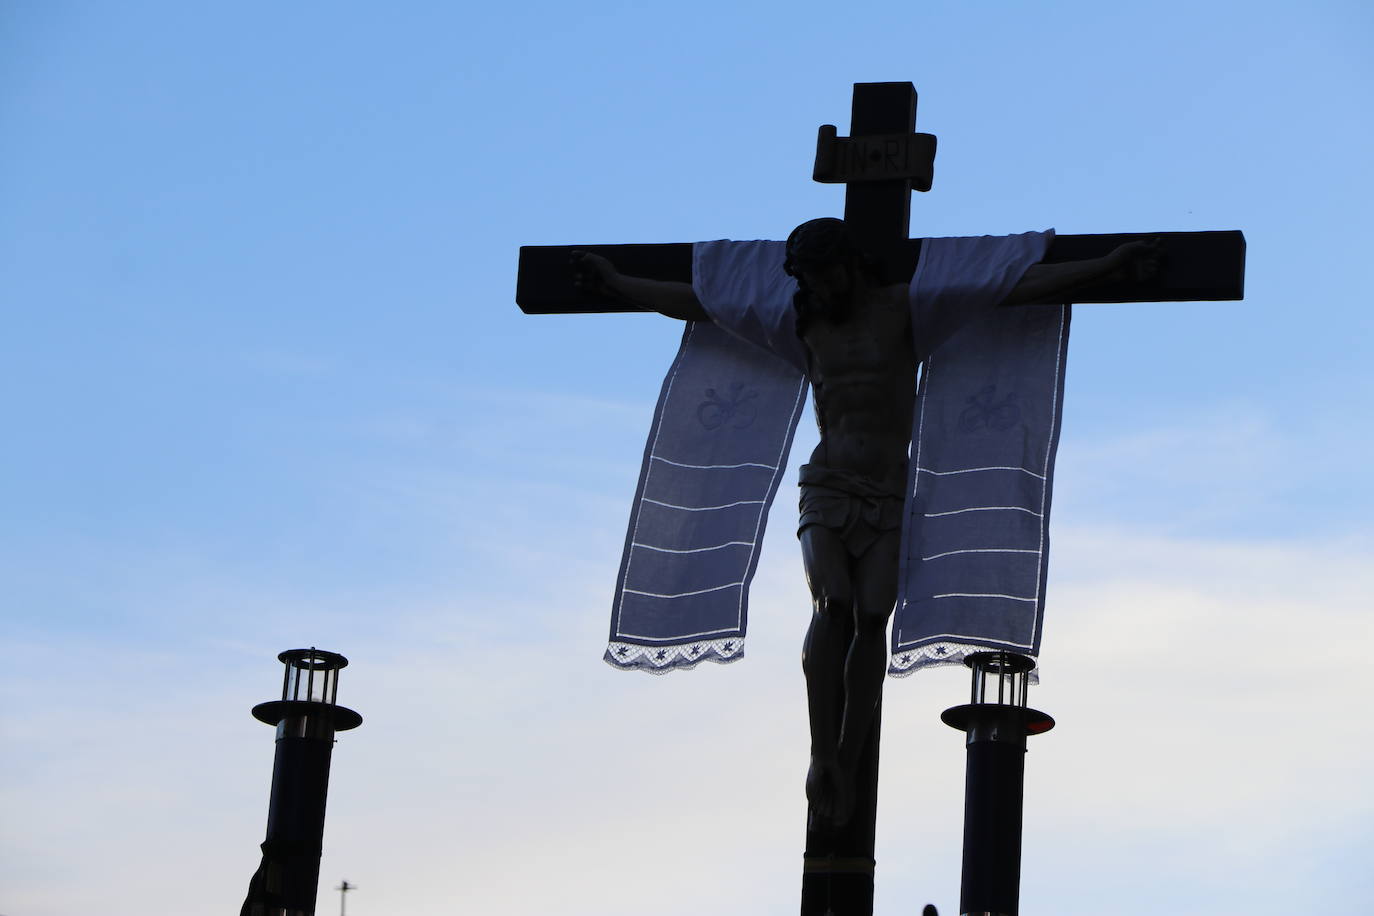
941, 652, 1054, 916
241, 649, 362, 916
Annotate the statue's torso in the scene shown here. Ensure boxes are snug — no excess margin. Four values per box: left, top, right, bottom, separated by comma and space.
802, 282, 916, 491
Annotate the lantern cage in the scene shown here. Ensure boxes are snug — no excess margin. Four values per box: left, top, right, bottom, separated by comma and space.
252, 647, 362, 732
941, 651, 1054, 737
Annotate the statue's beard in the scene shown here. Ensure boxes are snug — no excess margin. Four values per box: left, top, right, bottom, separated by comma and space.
812, 287, 854, 324
794, 261, 858, 328
815, 299, 850, 324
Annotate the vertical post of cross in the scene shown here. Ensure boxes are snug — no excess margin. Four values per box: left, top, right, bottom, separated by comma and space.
799, 81, 923, 916
843, 82, 918, 254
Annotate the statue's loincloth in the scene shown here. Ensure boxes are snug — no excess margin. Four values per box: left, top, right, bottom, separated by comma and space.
797, 463, 905, 558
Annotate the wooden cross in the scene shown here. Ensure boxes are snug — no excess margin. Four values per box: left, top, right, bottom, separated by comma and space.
514, 82, 1244, 916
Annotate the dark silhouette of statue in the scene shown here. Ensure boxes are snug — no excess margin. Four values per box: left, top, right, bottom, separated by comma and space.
572, 219, 1158, 824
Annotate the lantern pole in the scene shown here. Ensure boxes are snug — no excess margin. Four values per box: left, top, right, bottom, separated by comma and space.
240, 648, 363, 916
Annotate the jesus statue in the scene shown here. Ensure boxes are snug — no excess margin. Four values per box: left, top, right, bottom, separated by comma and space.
572, 218, 1159, 824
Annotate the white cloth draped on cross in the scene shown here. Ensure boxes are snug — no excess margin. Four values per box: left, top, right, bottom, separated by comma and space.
606, 231, 1068, 676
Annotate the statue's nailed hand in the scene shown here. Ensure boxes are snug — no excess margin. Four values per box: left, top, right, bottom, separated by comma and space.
1108, 237, 1164, 284
570, 251, 620, 298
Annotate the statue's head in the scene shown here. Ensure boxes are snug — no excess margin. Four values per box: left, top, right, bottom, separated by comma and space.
784, 218, 872, 331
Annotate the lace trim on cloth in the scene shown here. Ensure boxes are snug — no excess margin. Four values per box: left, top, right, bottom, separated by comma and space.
604, 637, 744, 674
887, 641, 1039, 682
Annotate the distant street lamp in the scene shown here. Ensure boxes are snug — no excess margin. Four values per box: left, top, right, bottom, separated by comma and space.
241, 649, 363, 916
336, 880, 356, 916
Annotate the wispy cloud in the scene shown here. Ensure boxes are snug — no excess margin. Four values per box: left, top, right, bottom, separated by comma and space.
1057, 400, 1372, 538
4, 521, 1368, 916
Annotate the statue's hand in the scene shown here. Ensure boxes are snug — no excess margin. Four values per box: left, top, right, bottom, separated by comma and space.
1108, 237, 1164, 284
570, 250, 620, 297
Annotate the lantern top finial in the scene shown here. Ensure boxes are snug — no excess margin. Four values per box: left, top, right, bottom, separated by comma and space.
278, 647, 349, 672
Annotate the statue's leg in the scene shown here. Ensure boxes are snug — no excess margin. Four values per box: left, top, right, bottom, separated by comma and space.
800, 524, 853, 822
836, 527, 901, 779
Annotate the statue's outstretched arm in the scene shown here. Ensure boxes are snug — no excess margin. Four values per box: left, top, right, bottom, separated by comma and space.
570, 251, 710, 322
1002, 238, 1162, 306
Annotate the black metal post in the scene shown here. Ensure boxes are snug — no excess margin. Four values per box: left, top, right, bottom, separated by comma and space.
241, 649, 363, 916
941, 652, 1053, 916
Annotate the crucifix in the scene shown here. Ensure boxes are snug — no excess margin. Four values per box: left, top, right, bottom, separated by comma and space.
515, 82, 1244, 915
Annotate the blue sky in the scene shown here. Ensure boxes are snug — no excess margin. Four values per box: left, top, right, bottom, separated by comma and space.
2, 2, 1371, 914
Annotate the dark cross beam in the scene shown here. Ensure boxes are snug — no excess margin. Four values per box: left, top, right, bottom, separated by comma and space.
514, 82, 1245, 916
518, 226, 1245, 313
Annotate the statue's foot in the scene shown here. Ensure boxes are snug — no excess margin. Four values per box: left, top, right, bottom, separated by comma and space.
806, 757, 854, 827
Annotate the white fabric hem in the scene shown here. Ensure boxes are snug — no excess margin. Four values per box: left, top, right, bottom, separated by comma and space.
888, 641, 1039, 682
604, 637, 745, 675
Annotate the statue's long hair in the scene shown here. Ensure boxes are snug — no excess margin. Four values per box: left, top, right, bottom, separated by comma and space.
783, 218, 876, 337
